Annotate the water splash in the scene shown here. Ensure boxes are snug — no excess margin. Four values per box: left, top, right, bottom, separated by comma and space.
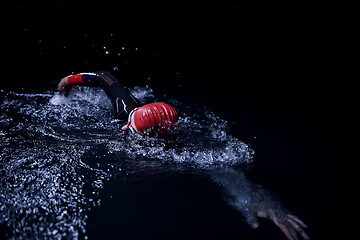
107, 112, 254, 168
0, 86, 254, 239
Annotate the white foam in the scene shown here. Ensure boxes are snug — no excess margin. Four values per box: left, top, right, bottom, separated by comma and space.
107, 112, 254, 168
129, 85, 155, 103
1, 87, 255, 239
49, 93, 70, 105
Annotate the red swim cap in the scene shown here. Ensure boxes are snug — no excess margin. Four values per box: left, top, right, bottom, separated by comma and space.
122, 102, 178, 133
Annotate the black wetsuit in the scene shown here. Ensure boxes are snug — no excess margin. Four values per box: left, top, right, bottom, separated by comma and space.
73, 71, 140, 120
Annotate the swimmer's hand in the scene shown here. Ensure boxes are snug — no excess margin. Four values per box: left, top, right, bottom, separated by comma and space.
58, 76, 71, 97
213, 168, 310, 240
251, 202, 310, 240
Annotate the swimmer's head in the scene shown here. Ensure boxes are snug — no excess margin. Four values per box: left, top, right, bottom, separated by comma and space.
121, 102, 178, 133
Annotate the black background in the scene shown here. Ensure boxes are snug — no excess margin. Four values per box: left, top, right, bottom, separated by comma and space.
6, 2, 353, 136
4, 1, 354, 239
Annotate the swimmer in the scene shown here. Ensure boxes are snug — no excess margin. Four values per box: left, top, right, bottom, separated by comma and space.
57, 71, 309, 240
58, 71, 178, 133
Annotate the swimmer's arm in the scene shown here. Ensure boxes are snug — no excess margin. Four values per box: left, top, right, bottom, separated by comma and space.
212, 168, 310, 240
58, 73, 103, 96
58, 74, 81, 95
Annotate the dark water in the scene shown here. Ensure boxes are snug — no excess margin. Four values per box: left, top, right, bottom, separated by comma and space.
2, 2, 354, 240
